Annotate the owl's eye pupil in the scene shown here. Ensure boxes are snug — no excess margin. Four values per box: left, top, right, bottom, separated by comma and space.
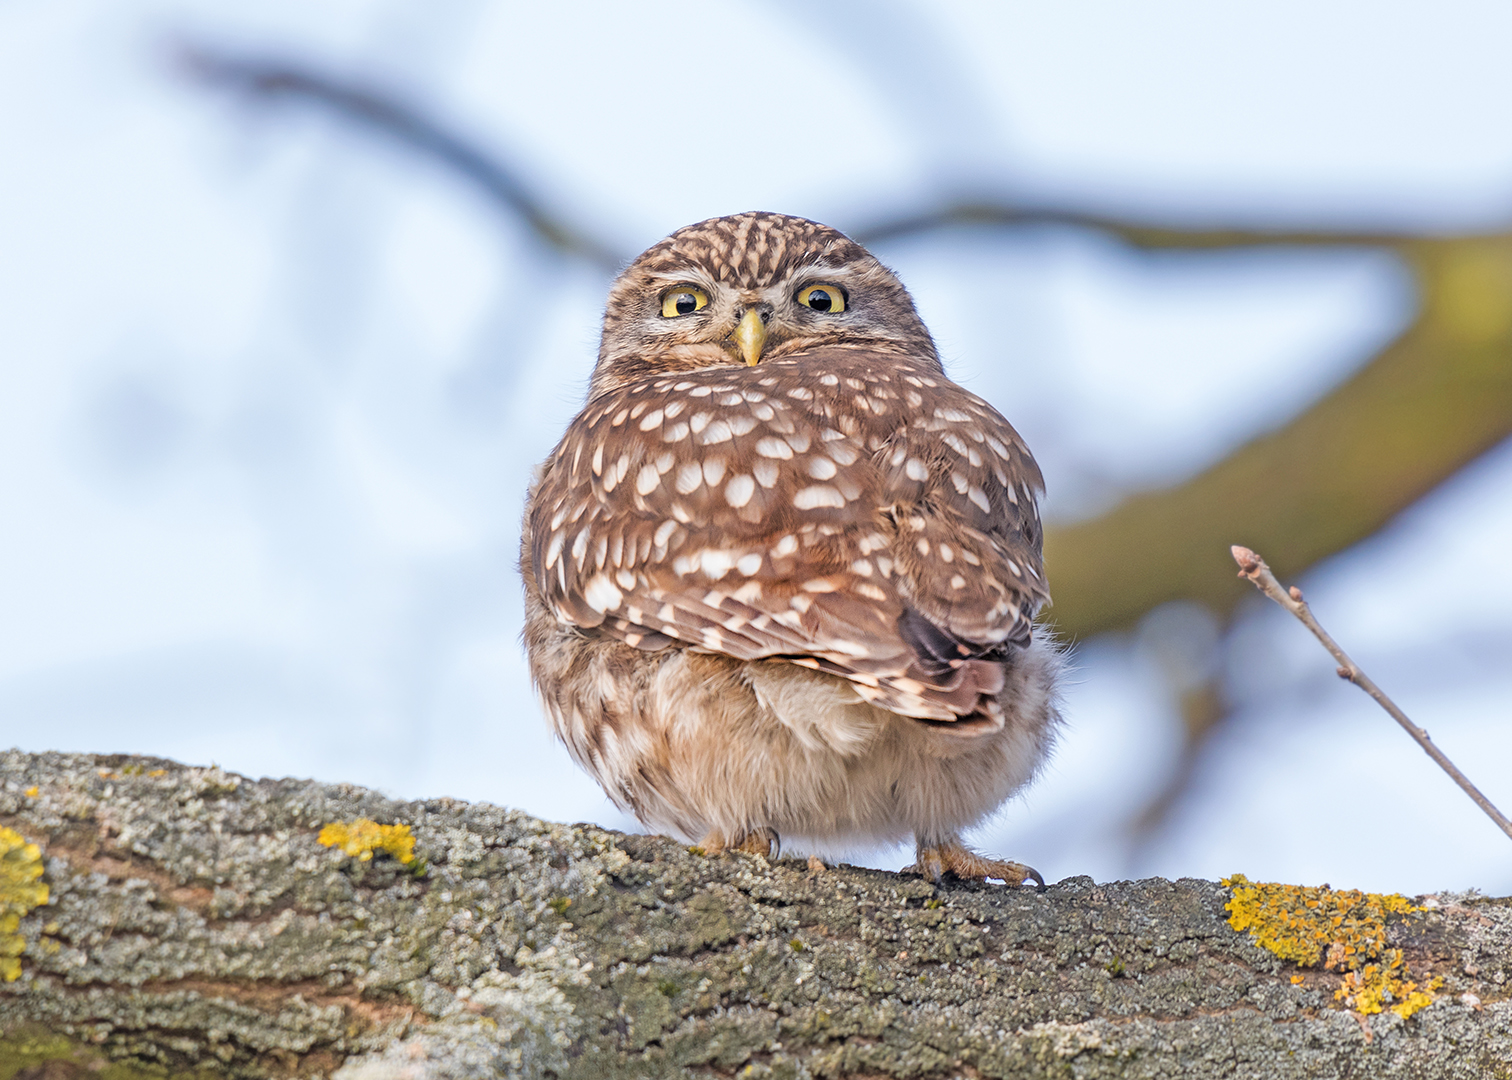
806, 289, 834, 312
673, 293, 698, 315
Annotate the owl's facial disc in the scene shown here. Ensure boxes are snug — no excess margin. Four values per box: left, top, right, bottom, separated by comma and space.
591, 213, 942, 393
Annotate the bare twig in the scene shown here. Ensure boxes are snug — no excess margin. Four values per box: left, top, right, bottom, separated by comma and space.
1231, 544, 1512, 843
176, 44, 626, 273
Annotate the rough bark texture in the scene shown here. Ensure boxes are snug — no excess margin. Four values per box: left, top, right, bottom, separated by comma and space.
2, 751, 1510, 1080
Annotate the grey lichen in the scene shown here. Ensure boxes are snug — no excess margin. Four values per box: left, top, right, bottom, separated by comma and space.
2, 750, 1511, 1080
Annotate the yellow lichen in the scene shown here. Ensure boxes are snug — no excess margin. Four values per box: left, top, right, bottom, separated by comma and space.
1, 827, 49, 982
317, 819, 416, 864
1223, 874, 1441, 1019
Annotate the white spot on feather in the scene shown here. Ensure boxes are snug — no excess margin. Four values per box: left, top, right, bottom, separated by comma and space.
725, 474, 756, 507
583, 574, 623, 612
793, 485, 845, 509
675, 462, 703, 494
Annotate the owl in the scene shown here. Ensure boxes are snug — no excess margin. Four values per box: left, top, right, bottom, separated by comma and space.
521, 212, 1061, 885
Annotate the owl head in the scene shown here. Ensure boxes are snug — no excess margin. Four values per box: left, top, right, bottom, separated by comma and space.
591, 212, 940, 394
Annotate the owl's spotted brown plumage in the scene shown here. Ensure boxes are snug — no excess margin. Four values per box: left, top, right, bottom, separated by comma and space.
521, 212, 1062, 885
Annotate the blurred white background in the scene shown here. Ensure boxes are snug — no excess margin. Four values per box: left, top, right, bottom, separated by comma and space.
3, 0, 1510, 894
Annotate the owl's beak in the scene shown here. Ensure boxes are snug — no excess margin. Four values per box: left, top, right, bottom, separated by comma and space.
730, 309, 768, 366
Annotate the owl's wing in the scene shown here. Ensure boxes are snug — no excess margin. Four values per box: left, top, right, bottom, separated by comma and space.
527, 350, 1048, 727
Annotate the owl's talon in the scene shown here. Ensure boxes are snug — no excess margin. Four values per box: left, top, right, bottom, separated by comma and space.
908, 838, 1041, 888
698, 828, 779, 860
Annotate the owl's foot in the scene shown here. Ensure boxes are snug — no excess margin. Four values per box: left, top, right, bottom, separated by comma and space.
697, 827, 779, 859
907, 838, 1044, 889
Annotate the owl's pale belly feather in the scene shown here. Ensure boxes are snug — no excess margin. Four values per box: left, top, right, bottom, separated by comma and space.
523, 575, 1061, 851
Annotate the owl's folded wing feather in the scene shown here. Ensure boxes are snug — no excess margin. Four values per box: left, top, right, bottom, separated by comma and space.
527, 351, 1048, 726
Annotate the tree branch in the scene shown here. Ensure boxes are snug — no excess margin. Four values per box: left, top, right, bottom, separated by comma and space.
3, 751, 1510, 1078
1231, 545, 1512, 844
177, 45, 625, 272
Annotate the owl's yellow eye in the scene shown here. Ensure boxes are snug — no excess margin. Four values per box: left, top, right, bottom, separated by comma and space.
797, 284, 847, 313
660, 286, 710, 318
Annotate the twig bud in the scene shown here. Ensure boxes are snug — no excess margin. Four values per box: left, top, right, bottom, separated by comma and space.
1230, 545, 1261, 575
1289, 586, 1304, 602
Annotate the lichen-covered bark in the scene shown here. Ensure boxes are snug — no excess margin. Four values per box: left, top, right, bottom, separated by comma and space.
2, 751, 1510, 1080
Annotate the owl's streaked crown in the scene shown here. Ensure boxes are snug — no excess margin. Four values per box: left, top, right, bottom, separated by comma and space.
593, 212, 939, 394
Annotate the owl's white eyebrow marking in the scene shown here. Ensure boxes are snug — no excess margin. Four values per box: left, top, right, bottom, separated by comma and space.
725, 474, 756, 507
793, 485, 844, 509
702, 458, 727, 486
